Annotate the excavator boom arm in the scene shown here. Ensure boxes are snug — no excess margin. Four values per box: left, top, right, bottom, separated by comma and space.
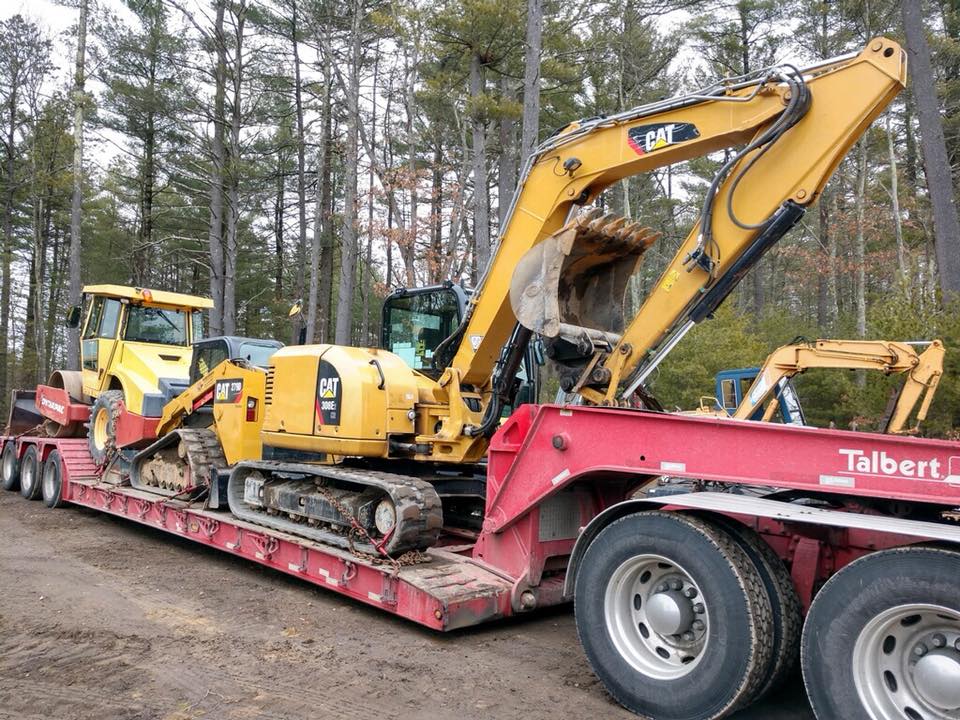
734, 340, 945, 434
449, 39, 906, 403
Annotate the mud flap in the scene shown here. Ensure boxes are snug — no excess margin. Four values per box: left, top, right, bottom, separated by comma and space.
509, 208, 659, 340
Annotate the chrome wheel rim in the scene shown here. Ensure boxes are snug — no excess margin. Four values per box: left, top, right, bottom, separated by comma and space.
2, 448, 13, 481
853, 603, 960, 719
603, 553, 709, 680
42, 461, 56, 500
21, 455, 36, 492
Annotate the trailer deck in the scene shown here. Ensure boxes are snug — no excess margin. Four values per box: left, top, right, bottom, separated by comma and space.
4, 405, 960, 633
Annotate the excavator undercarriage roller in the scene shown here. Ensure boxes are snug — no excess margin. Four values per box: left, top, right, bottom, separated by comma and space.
227, 462, 443, 556
510, 208, 660, 341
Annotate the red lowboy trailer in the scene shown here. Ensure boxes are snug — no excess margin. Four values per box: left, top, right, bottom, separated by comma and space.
4, 405, 960, 720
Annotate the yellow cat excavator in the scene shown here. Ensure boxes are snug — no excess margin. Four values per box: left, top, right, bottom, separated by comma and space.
132, 39, 906, 558
704, 339, 946, 434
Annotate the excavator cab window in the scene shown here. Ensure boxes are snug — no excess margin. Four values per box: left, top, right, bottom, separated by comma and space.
380, 283, 542, 409
720, 378, 738, 413
380, 284, 467, 377
776, 379, 806, 425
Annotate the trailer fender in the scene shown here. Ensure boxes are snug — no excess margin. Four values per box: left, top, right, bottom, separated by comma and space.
563, 491, 960, 598
563, 497, 667, 598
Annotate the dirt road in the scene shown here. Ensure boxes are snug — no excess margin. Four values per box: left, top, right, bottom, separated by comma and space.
0, 491, 813, 720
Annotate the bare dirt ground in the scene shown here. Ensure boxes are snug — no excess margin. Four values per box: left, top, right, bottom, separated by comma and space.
0, 491, 813, 720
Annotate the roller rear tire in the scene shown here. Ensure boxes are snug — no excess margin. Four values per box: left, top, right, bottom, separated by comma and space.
574, 511, 774, 720
88, 390, 123, 467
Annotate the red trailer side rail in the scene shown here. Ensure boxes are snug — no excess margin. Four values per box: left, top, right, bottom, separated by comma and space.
4, 404, 960, 631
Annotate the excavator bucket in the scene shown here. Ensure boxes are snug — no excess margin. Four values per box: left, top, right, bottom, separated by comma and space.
5, 389, 43, 435
510, 209, 660, 338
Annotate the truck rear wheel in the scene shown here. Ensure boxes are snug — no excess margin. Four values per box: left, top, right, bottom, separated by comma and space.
88, 390, 123, 466
41, 450, 65, 508
1, 441, 19, 491
18, 445, 42, 500
802, 546, 960, 720
574, 511, 774, 720
711, 516, 802, 702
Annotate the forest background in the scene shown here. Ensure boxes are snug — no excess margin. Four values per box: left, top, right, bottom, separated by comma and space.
1, 0, 960, 436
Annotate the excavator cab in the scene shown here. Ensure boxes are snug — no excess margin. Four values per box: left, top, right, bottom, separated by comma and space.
380, 282, 542, 412
715, 367, 805, 425
380, 283, 468, 378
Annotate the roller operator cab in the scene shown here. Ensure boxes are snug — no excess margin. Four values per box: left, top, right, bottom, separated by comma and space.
34, 284, 215, 465
260, 282, 541, 462
74, 286, 213, 409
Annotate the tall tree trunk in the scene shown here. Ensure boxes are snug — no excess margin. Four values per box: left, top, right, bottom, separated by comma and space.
404, 40, 418, 287
886, 113, 907, 287
361, 42, 380, 345
45, 226, 63, 372
306, 42, 330, 344
519, 0, 542, 165
903, 93, 919, 188
902, 0, 960, 300
430, 144, 442, 281
273, 153, 284, 299
67, 0, 88, 370
816, 187, 838, 328
1, 92, 17, 410
207, 0, 227, 335
291, 0, 307, 313
497, 75, 515, 230
334, 0, 362, 345
139, 109, 156, 283
854, 143, 868, 339
317, 115, 335, 342
469, 54, 490, 279
222, 1, 246, 335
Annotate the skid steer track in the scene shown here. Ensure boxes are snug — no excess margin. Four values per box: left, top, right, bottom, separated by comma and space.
130, 428, 226, 496
227, 461, 443, 556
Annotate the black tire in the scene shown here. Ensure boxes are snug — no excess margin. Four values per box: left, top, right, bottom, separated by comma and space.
41, 450, 65, 508
88, 389, 124, 466
574, 511, 774, 720
18, 444, 42, 500
802, 546, 960, 720
710, 516, 802, 703
1, 441, 19, 491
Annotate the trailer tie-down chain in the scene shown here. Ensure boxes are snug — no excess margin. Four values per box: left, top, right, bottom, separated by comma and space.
313, 482, 428, 575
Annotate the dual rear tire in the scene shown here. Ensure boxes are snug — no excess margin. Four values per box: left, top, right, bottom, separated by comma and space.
577, 511, 960, 720
574, 511, 799, 720
802, 547, 960, 720
18, 445, 42, 500
2, 442, 65, 508
1, 441, 19, 491
41, 450, 65, 508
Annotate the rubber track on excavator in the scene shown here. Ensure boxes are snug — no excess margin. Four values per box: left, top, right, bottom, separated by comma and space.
130, 428, 227, 497
226, 461, 444, 556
